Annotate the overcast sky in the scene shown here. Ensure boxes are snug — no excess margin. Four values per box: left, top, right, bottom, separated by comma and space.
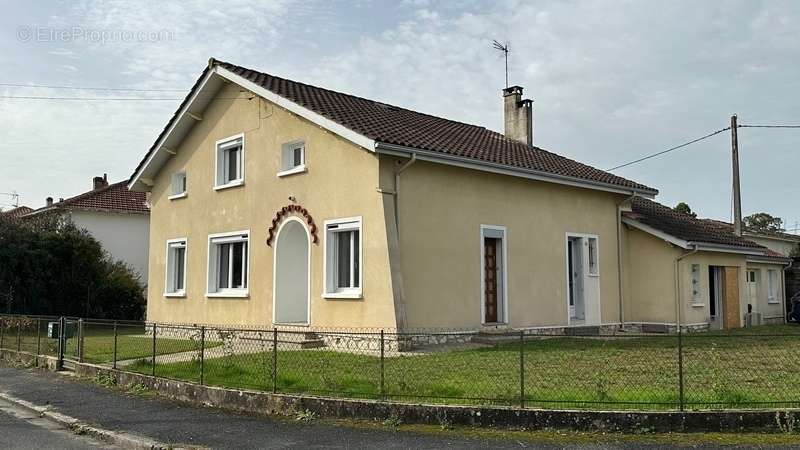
1, 0, 798, 230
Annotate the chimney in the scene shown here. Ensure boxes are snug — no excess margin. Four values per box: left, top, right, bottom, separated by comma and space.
46, 197, 53, 207
502, 86, 533, 146
93, 173, 109, 190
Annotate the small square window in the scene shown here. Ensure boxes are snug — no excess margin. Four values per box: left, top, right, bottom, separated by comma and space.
324, 218, 362, 298
169, 171, 187, 199
215, 135, 244, 188
165, 239, 187, 295
207, 231, 249, 296
279, 141, 306, 176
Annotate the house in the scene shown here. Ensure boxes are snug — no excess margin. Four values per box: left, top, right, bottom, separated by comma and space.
702, 220, 800, 258
622, 197, 791, 329
128, 58, 785, 332
23, 175, 150, 283
0, 206, 34, 219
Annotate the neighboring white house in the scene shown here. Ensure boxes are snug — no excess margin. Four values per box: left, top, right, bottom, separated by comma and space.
24, 175, 150, 283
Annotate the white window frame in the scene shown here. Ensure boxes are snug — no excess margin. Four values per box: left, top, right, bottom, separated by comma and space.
164, 238, 188, 297
168, 171, 187, 200
214, 133, 245, 190
323, 216, 363, 299
690, 263, 703, 306
480, 224, 508, 325
767, 269, 779, 304
587, 236, 599, 277
277, 140, 307, 177
206, 230, 250, 298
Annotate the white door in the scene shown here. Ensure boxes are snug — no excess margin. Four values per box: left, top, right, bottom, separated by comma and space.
274, 219, 310, 324
747, 270, 759, 311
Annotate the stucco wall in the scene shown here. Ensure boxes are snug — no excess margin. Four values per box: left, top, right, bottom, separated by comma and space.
70, 210, 150, 283
146, 83, 396, 328
385, 157, 627, 329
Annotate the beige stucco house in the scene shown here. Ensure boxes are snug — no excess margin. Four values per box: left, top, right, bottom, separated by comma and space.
128, 58, 788, 332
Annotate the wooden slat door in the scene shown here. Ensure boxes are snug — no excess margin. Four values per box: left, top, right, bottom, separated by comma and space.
484, 237, 498, 323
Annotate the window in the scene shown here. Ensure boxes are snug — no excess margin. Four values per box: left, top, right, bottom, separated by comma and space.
165, 239, 187, 296
691, 264, 702, 304
207, 231, 249, 297
169, 171, 187, 199
587, 237, 599, 276
324, 217, 362, 298
278, 140, 306, 176
215, 134, 244, 188
768, 270, 779, 304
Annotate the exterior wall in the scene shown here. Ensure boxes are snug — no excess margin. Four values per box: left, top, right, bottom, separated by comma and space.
146, 83, 396, 328
70, 210, 150, 282
385, 157, 627, 330
746, 235, 798, 257
745, 262, 787, 324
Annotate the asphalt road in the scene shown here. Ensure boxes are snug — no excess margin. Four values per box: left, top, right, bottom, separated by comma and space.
0, 398, 113, 450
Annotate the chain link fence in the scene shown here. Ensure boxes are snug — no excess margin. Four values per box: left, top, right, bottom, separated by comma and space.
2, 314, 800, 411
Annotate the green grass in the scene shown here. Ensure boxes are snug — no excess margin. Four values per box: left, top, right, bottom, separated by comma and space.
124, 324, 800, 410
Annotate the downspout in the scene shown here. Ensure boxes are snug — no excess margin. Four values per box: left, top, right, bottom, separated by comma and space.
783, 258, 794, 324
674, 245, 699, 332
616, 193, 636, 329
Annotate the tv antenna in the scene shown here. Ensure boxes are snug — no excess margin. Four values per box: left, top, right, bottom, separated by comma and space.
0, 191, 19, 208
492, 40, 510, 88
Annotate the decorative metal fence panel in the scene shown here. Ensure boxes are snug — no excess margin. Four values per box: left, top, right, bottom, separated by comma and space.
2, 314, 800, 411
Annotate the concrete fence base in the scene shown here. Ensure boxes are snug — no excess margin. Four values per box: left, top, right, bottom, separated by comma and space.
1, 348, 799, 433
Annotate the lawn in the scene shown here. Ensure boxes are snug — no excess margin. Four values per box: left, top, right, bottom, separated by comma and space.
125, 324, 800, 410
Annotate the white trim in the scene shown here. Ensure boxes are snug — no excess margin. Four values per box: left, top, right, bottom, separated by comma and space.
272, 217, 312, 326
216, 67, 376, 152
205, 229, 251, 298
622, 217, 690, 248
164, 237, 188, 297
322, 216, 364, 298
214, 133, 245, 188
375, 143, 658, 197
168, 192, 188, 200
480, 224, 508, 325
277, 164, 307, 178
128, 68, 217, 190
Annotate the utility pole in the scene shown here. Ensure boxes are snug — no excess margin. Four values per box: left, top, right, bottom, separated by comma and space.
730, 114, 742, 237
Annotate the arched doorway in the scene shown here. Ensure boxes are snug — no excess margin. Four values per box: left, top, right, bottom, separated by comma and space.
273, 218, 310, 324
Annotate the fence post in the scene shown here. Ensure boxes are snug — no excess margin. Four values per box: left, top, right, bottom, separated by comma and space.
380, 330, 385, 401
0, 318, 4, 349
77, 319, 84, 363
519, 330, 525, 409
112, 321, 118, 370
151, 322, 157, 377
16, 319, 21, 352
272, 328, 278, 393
57, 317, 65, 370
678, 328, 685, 411
200, 326, 206, 386
35, 318, 41, 366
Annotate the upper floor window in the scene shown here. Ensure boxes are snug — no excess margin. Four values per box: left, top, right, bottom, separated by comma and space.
278, 140, 306, 177
207, 230, 249, 297
169, 171, 187, 199
165, 239, 187, 296
215, 134, 244, 189
324, 217, 362, 298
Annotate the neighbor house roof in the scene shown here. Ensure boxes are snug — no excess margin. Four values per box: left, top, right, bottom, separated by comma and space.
700, 218, 800, 243
0, 206, 33, 218
623, 197, 765, 251
26, 181, 149, 216
129, 58, 657, 196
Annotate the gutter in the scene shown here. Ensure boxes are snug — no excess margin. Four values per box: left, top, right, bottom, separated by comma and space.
616, 193, 636, 327
374, 142, 658, 198
674, 245, 699, 332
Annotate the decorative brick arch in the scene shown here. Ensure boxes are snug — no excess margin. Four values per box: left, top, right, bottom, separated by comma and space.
266, 204, 319, 246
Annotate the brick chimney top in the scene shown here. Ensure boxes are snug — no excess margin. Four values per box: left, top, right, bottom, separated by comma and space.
93, 173, 109, 190
46, 197, 53, 207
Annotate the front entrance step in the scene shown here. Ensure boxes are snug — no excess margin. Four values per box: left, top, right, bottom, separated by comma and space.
239, 331, 325, 349
564, 326, 601, 336
471, 332, 520, 345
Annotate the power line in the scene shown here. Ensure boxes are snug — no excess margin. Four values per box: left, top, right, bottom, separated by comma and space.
0, 82, 186, 92
738, 124, 800, 129
0, 95, 252, 101
606, 127, 730, 172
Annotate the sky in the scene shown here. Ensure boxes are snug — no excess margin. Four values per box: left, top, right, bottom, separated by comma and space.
1, 0, 798, 230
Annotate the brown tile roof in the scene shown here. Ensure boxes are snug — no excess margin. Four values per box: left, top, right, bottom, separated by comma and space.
31, 181, 148, 215
701, 218, 800, 242
625, 197, 764, 249
0, 206, 34, 219
129, 59, 657, 194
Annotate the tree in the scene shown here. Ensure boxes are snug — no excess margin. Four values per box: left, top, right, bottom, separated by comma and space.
674, 202, 697, 218
0, 214, 145, 319
743, 212, 784, 232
